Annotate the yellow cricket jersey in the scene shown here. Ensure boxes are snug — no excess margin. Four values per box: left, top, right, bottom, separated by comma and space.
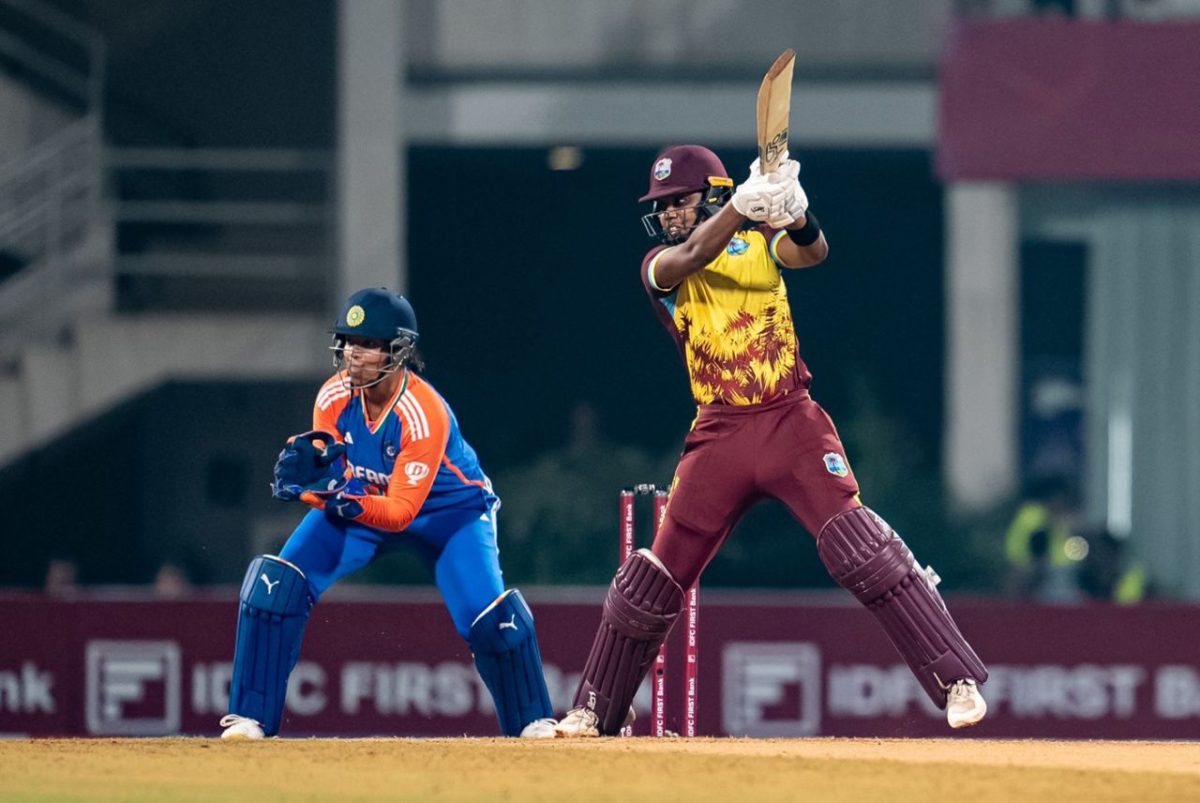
641, 226, 811, 406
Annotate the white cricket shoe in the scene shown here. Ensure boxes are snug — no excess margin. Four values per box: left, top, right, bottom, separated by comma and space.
219, 714, 265, 740
946, 679, 987, 729
554, 706, 635, 738
519, 717, 558, 738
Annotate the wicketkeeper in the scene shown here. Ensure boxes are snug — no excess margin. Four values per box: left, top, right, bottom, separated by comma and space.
220, 288, 557, 739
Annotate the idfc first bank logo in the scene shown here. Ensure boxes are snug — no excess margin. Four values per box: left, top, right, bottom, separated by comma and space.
86, 641, 181, 735
722, 642, 821, 736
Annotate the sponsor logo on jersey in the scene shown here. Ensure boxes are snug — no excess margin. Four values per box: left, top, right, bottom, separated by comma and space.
404, 461, 431, 485
352, 465, 390, 488
346, 305, 365, 327
653, 157, 672, 181
344, 432, 354, 444
726, 237, 750, 256
823, 452, 849, 477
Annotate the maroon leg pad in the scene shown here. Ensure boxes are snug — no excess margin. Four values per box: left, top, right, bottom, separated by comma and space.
817, 507, 988, 707
573, 550, 685, 734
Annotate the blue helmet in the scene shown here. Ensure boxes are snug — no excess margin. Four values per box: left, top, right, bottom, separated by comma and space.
329, 288, 421, 386
330, 287, 418, 341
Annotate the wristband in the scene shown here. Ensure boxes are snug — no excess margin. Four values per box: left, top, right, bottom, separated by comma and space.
786, 210, 821, 247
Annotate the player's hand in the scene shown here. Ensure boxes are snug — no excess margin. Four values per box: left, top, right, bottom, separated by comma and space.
272, 430, 348, 501
765, 156, 809, 229
323, 491, 366, 521
732, 165, 789, 221
305, 478, 373, 521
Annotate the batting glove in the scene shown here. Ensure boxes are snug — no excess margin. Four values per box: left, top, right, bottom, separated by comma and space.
732, 169, 789, 222
765, 156, 809, 229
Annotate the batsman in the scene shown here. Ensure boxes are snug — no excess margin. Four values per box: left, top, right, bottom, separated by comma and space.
220, 288, 556, 740
556, 138, 988, 733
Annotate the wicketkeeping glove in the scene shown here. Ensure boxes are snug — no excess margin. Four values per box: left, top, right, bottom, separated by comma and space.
271, 430, 348, 501
301, 477, 377, 522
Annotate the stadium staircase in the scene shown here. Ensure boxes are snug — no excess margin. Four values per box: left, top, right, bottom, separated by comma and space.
0, 0, 330, 467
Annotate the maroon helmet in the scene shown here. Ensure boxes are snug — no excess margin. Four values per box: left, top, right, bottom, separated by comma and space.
639, 145, 734, 243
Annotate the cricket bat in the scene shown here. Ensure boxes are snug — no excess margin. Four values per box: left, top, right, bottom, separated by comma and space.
756, 48, 796, 175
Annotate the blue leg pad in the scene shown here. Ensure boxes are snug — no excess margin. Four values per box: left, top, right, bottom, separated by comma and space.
468, 589, 554, 736
228, 555, 313, 735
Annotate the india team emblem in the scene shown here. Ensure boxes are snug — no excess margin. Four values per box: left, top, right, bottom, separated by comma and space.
346, 304, 365, 327
823, 452, 849, 477
653, 157, 672, 181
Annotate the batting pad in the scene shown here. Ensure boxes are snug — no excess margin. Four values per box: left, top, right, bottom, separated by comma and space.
817, 507, 988, 707
574, 549, 685, 735
228, 555, 314, 735
468, 589, 554, 736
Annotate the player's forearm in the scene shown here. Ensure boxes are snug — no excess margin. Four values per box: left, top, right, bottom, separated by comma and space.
774, 210, 829, 268
353, 495, 420, 532
653, 205, 745, 288
775, 227, 828, 268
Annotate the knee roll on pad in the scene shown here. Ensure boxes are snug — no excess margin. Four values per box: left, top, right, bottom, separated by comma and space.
468, 589, 554, 736
817, 508, 988, 707
229, 555, 314, 735
573, 549, 685, 735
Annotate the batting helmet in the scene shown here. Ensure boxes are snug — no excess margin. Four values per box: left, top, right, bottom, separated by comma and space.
639, 145, 735, 243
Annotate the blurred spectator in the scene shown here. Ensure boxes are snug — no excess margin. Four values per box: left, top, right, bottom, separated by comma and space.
1004, 474, 1086, 601
43, 557, 80, 597
153, 562, 193, 599
1077, 526, 1150, 604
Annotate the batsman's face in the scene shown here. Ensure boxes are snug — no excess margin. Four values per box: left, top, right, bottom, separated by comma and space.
658, 192, 703, 241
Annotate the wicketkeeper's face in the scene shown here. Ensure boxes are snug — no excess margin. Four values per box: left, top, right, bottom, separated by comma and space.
658, 191, 703, 241
341, 336, 390, 383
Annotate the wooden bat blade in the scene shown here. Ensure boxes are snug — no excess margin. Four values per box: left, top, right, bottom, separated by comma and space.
756, 48, 796, 174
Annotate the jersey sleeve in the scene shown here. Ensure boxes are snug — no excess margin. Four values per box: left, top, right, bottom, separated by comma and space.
350, 385, 450, 532
311, 375, 350, 439
640, 245, 673, 296
754, 223, 790, 267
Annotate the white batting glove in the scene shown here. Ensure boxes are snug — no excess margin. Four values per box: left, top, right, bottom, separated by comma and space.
732, 164, 789, 221
765, 156, 809, 229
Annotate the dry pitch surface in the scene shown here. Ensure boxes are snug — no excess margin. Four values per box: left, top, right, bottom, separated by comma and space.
2, 737, 1198, 802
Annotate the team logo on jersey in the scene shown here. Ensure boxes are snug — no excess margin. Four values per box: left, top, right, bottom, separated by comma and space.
385, 442, 397, 459
653, 158, 672, 181
726, 238, 750, 256
404, 461, 431, 485
823, 452, 849, 477
346, 304, 366, 327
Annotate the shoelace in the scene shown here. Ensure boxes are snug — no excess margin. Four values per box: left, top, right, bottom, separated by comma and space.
948, 682, 974, 704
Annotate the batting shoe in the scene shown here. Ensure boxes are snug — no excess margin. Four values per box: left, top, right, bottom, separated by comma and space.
554, 706, 635, 738
219, 714, 265, 740
946, 679, 987, 729
519, 717, 558, 738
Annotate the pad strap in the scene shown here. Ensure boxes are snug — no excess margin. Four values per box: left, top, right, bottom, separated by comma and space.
818, 508, 988, 707
573, 549, 685, 734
